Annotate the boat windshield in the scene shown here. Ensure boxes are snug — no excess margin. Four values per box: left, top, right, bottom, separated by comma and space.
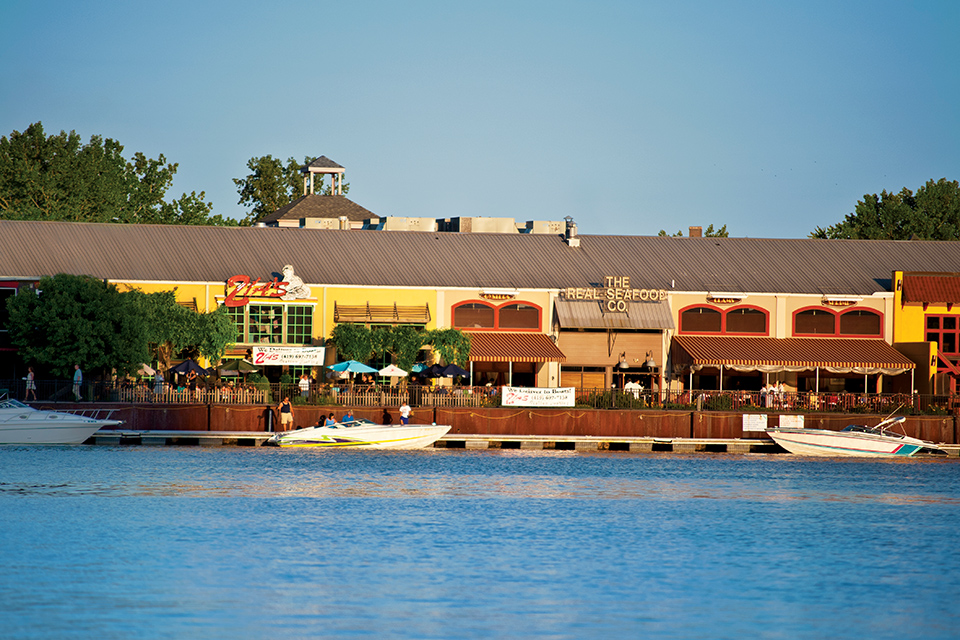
340, 418, 375, 427
841, 423, 905, 438
0, 398, 30, 410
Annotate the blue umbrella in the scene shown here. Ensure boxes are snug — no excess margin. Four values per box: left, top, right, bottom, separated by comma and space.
328, 360, 378, 374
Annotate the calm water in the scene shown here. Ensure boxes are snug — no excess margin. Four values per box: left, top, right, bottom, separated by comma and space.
1, 447, 958, 640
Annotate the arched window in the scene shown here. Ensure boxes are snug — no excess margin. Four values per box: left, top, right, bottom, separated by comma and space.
794, 308, 836, 335
498, 303, 540, 330
839, 309, 881, 336
680, 306, 722, 333
725, 307, 767, 334
453, 302, 495, 328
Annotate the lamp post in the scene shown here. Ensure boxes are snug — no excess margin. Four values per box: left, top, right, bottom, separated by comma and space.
644, 350, 657, 404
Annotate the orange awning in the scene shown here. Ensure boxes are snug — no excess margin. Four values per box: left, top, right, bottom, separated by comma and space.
672, 335, 915, 375
467, 332, 566, 363
902, 274, 960, 304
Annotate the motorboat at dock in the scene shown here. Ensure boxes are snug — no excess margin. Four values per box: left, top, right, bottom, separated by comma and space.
0, 397, 122, 444
766, 415, 944, 457
266, 418, 451, 449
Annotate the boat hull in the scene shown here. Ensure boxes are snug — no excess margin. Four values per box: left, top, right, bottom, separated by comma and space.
0, 413, 119, 444
766, 427, 934, 457
272, 423, 451, 449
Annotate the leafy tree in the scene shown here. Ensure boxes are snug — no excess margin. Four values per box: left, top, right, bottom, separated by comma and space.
129, 290, 237, 371
6, 274, 148, 378
658, 224, 728, 237
0, 122, 234, 226
425, 329, 471, 367
233, 154, 349, 226
330, 322, 373, 362
371, 325, 426, 373
811, 178, 960, 240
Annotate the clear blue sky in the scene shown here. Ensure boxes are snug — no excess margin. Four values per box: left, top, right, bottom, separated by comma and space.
2, 0, 958, 238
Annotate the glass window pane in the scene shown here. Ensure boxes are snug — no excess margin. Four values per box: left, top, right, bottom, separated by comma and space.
681, 307, 722, 332
498, 304, 540, 329
725, 308, 766, 334
927, 316, 941, 329
943, 333, 957, 353
795, 309, 836, 335
944, 317, 957, 330
839, 310, 881, 336
286, 305, 313, 345
453, 303, 495, 328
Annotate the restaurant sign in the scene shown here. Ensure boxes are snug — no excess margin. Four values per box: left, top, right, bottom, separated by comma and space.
224, 265, 312, 307
561, 276, 668, 313
252, 346, 326, 366
501, 386, 576, 407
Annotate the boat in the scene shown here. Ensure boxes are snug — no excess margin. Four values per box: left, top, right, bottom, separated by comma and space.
0, 396, 122, 444
266, 418, 451, 449
766, 415, 944, 457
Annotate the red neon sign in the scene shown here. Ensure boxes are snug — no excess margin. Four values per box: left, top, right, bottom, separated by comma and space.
224, 275, 289, 307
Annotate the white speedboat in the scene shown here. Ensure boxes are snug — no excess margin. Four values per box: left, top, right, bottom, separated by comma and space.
267, 418, 451, 449
0, 397, 122, 444
766, 416, 943, 457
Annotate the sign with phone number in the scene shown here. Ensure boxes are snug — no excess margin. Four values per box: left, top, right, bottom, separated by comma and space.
501, 387, 576, 407
252, 346, 326, 366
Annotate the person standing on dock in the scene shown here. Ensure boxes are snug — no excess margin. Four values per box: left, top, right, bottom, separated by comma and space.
399, 401, 412, 425
24, 366, 37, 401
278, 396, 294, 430
72, 365, 82, 402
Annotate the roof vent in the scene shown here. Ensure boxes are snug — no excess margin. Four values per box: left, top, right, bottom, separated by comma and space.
564, 216, 580, 247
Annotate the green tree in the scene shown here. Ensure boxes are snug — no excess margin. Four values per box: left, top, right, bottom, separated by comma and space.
233, 155, 350, 226
811, 178, 960, 240
0, 122, 234, 226
330, 322, 373, 362
658, 224, 728, 237
6, 274, 148, 378
130, 290, 236, 371
371, 325, 426, 372
425, 329, 471, 367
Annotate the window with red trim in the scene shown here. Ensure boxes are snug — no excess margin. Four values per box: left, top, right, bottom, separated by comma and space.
794, 309, 836, 335
725, 307, 767, 334
839, 309, 881, 336
926, 315, 960, 354
452, 301, 542, 331
453, 303, 495, 328
680, 306, 722, 333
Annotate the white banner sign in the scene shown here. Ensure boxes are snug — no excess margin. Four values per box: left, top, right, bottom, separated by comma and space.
779, 414, 805, 429
742, 414, 768, 432
252, 346, 325, 366
501, 387, 576, 407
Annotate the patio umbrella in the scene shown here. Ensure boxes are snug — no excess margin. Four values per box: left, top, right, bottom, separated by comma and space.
169, 359, 207, 375
419, 364, 445, 378
441, 364, 470, 378
137, 363, 156, 376
219, 359, 259, 373
328, 360, 378, 374
411, 363, 428, 373
378, 364, 408, 377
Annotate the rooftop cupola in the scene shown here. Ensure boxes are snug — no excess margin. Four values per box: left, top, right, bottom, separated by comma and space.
301, 156, 345, 195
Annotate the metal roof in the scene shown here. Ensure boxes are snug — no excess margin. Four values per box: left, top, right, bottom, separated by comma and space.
555, 299, 675, 330
3, 220, 960, 295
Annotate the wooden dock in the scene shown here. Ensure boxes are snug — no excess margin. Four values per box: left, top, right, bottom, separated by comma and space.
88, 430, 959, 456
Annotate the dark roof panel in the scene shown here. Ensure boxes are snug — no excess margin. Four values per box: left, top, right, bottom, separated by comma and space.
3, 221, 960, 295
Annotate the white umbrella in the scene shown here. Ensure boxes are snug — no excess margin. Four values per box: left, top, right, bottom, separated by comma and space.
137, 363, 156, 376
378, 364, 408, 377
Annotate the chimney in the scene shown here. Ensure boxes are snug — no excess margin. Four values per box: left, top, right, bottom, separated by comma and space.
564, 216, 580, 247
689, 226, 702, 238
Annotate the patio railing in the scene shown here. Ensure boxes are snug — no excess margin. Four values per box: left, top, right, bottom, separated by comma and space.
2, 379, 957, 415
